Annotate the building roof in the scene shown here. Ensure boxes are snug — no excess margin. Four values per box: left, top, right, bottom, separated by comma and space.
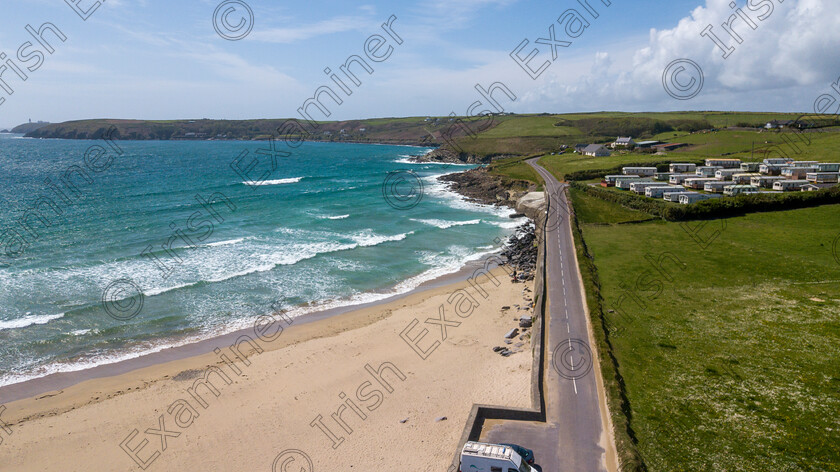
583, 144, 607, 153
615, 137, 634, 144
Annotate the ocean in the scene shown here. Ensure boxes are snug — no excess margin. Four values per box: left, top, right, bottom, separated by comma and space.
0, 135, 524, 387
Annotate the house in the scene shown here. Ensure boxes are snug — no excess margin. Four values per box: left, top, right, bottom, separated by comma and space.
359, 128, 366, 132
751, 176, 785, 188
696, 166, 723, 177
765, 120, 795, 129
612, 137, 636, 148
739, 162, 761, 172
669, 163, 696, 173
763, 158, 792, 165
684, 177, 717, 189
646, 185, 684, 198
773, 180, 810, 191
801, 183, 837, 191
705, 158, 742, 168
806, 172, 840, 183
731, 173, 760, 184
724, 185, 760, 196
622, 167, 657, 176
574, 144, 589, 154
583, 144, 611, 157
679, 193, 721, 204
715, 169, 742, 180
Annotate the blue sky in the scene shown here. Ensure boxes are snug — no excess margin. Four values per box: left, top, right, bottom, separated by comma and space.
0, 0, 838, 128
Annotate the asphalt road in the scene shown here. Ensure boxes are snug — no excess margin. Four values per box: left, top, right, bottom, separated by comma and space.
482, 159, 610, 472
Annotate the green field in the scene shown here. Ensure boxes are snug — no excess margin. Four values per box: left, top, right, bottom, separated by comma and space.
569, 187, 653, 224
575, 203, 840, 471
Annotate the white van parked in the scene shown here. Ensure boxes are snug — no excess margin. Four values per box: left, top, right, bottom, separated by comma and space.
459, 441, 534, 472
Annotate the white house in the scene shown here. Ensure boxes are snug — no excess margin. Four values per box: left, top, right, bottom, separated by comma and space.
739, 162, 761, 172
583, 144, 611, 157
669, 174, 694, 184
613, 137, 636, 148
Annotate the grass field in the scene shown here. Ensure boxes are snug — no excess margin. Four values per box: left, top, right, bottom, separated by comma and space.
569, 187, 653, 224
576, 205, 840, 471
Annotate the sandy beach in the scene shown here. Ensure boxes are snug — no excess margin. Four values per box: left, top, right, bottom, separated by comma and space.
0, 267, 534, 471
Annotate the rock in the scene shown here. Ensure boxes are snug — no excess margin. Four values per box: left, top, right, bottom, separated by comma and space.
400, 418, 408, 424
504, 328, 519, 339
493, 346, 504, 352
505, 339, 513, 344
501, 306, 510, 310
435, 416, 448, 422
515, 342, 525, 348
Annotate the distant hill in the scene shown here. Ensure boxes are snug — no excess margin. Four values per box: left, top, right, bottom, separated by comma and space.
12, 121, 50, 134
23, 117, 483, 146
23, 112, 820, 160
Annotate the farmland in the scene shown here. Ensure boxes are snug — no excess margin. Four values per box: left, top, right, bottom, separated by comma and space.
572, 202, 840, 471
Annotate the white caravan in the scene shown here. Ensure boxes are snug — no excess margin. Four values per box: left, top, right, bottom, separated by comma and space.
459, 441, 534, 472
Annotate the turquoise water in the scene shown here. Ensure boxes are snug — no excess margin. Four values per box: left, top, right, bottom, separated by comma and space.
0, 135, 523, 386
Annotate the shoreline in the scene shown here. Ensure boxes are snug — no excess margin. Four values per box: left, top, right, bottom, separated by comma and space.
0, 264, 534, 471
0, 244, 514, 405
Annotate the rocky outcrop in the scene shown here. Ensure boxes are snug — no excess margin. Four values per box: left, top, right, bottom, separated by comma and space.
438, 167, 525, 207
412, 147, 491, 164
498, 223, 538, 281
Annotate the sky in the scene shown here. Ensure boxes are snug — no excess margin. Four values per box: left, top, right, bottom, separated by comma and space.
0, 0, 838, 129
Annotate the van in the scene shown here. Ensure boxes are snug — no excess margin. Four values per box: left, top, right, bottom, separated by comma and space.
460, 441, 534, 472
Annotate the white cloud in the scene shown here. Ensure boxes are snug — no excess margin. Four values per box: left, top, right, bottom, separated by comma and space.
520, 0, 840, 112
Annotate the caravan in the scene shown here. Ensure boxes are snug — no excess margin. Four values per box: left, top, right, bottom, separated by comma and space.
459, 442, 534, 472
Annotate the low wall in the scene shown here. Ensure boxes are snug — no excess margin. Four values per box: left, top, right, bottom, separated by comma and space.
448, 194, 549, 471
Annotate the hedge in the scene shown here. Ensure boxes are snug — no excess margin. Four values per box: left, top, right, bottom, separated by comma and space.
569, 181, 840, 221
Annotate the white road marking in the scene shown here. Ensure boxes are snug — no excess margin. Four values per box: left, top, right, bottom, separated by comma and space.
573, 378, 578, 395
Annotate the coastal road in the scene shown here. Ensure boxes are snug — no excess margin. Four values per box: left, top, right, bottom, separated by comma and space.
482, 159, 614, 472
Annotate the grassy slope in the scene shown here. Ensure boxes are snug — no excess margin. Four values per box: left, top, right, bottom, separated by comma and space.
569, 187, 653, 224
579, 206, 840, 471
